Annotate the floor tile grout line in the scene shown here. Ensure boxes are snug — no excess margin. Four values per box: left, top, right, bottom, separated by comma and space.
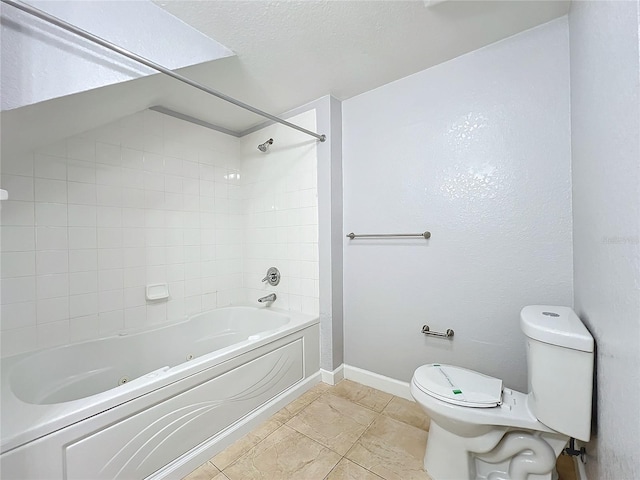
284, 389, 382, 453
213, 386, 329, 472
214, 421, 286, 473
196, 381, 430, 479
320, 454, 344, 480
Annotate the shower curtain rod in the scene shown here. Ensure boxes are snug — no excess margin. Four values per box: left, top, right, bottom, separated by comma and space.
2, 0, 327, 143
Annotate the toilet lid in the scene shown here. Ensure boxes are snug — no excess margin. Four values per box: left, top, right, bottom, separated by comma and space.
413, 364, 503, 408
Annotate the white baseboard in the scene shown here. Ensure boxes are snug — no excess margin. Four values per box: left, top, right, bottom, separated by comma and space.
342, 364, 413, 400
320, 364, 345, 385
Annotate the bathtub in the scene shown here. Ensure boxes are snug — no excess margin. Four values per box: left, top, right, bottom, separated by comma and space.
0, 306, 320, 479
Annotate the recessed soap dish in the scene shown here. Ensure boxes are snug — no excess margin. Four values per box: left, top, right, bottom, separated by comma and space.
146, 283, 169, 301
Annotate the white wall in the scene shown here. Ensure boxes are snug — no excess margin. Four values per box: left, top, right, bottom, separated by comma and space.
569, 1, 640, 478
342, 18, 573, 392
0, 110, 243, 356
239, 110, 320, 316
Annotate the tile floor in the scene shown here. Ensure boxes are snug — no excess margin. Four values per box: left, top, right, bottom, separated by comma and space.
182, 379, 577, 480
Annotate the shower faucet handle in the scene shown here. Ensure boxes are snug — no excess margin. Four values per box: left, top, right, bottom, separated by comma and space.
261, 267, 281, 286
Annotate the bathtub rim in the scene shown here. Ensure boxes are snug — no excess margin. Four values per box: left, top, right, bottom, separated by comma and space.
0, 305, 319, 454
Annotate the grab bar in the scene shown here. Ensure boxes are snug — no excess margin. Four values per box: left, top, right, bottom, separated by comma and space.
346, 231, 431, 239
421, 325, 454, 339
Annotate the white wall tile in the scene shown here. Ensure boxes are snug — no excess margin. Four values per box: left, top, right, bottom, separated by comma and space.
1, 200, 34, 225
68, 227, 97, 249
2, 152, 34, 177
98, 248, 123, 270
35, 203, 67, 227
36, 226, 68, 250
37, 296, 69, 324
1, 226, 35, 252
1, 302, 37, 330
36, 250, 69, 275
1, 175, 34, 201
37, 320, 69, 349
36, 273, 69, 299
99, 310, 124, 334
69, 271, 98, 295
96, 207, 122, 228
96, 142, 121, 166
68, 205, 96, 227
69, 293, 98, 318
97, 227, 122, 248
36, 141, 66, 158
69, 249, 97, 272
124, 306, 146, 329
67, 160, 96, 184
95, 165, 122, 187
123, 267, 145, 288
98, 269, 124, 291
124, 287, 145, 308
96, 185, 123, 207
121, 148, 144, 170
1, 251, 36, 278
1, 326, 37, 356
1, 276, 36, 304
122, 228, 145, 248
68, 182, 96, 205
67, 138, 95, 162
69, 315, 99, 342
34, 178, 66, 203
99, 289, 124, 313
143, 152, 164, 172
34, 154, 66, 180
1, 109, 249, 355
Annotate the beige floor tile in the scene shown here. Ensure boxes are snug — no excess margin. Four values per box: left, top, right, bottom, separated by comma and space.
223, 425, 341, 480
331, 380, 393, 413
310, 381, 335, 395
326, 458, 385, 480
182, 461, 221, 480
382, 397, 431, 431
286, 393, 379, 455
271, 385, 328, 423
346, 415, 431, 480
211, 418, 282, 470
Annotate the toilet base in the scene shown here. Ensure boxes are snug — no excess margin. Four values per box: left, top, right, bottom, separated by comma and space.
424, 420, 568, 480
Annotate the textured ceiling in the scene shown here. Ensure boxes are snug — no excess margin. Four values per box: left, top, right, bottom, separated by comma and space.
2, 0, 570, 154
153, 0, 570, 128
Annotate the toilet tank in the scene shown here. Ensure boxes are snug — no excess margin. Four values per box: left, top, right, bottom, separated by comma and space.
521, 306, 594, 442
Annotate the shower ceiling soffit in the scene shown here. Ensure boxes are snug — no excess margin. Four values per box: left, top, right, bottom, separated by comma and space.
1, 0, 234, 111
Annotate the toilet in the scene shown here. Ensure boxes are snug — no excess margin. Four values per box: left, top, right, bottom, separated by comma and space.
411, 305, 594, 480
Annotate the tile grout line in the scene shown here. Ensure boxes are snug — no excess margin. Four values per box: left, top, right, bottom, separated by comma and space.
306, 387, 397, 480
200, 383, 424, 480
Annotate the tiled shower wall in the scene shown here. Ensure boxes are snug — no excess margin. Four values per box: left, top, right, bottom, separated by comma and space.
0, 110, 244, 356
239, 110, 319, 314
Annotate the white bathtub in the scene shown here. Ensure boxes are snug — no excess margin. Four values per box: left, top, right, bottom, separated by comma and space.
0, 306, 320, 479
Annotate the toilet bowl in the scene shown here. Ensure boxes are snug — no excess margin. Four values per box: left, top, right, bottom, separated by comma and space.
411, 306, 594, 480
411, 365, 568, 480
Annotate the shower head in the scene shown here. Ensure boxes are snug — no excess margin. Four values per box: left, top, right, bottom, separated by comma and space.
258, 138, 274, 153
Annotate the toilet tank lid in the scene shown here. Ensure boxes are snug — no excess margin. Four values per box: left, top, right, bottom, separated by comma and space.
520, 305, 594, 352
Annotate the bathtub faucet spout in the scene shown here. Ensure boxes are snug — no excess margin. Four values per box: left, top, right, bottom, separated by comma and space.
257, 293, 277, 305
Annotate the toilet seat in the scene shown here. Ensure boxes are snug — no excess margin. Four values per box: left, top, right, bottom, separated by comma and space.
413, 364, 503, 408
